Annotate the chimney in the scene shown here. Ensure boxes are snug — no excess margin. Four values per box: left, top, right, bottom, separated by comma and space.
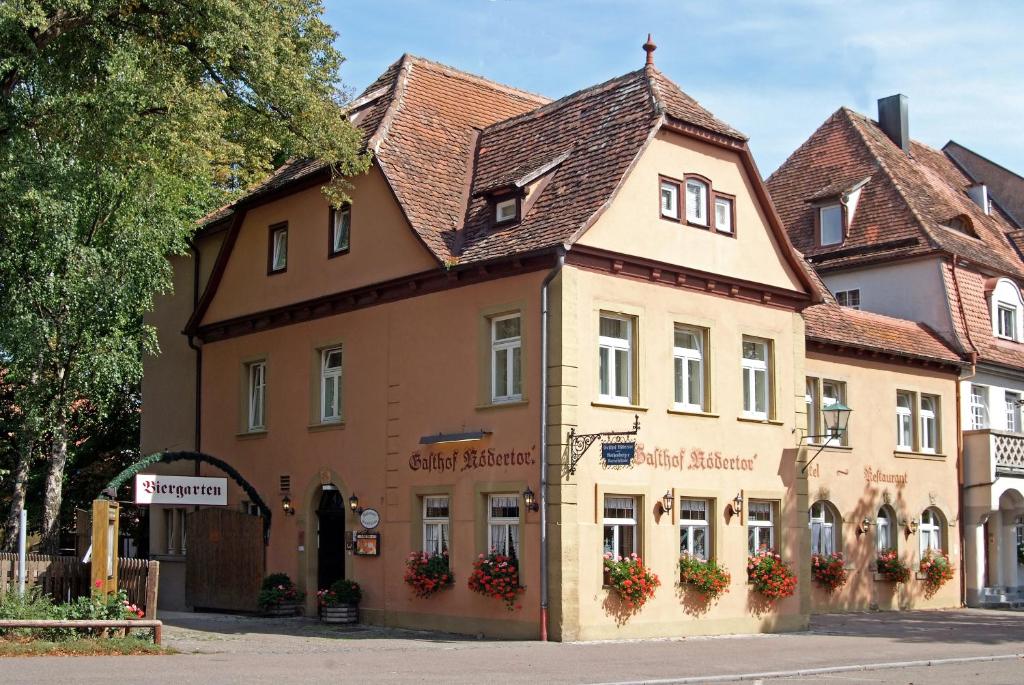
877, 94, 910, 153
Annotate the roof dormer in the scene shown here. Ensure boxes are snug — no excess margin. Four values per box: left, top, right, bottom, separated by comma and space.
807, 176, 869, 248
989, 277, 1024, 342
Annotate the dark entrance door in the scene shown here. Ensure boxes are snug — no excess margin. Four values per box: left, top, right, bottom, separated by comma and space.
317, 486, 346, 591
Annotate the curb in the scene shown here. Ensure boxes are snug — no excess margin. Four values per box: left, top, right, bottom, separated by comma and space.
586, 652, 1024, 685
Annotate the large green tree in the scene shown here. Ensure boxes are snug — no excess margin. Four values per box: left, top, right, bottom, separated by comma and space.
0, 0, 369, 551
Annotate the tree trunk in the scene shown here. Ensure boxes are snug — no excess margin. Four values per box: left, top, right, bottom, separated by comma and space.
1, 435, 33, 552
40, 416, 68, 554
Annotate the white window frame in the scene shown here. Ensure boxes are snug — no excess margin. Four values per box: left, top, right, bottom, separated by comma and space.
747, 500, 775, 554
332, 206, 351, 254
320, 347, 343, 423
822, 379, 846, 444
660, 180, 679, 219
1006, 391, 1021, 433
487, 494, 520, 558
679, 498, 710, 561
422, 495, 450, 556
495, 198, 518, 223
602, 495, 637, 559
714, 196, 733, 234
599, 315, 633, 405
247, 361, 266, 431
920, 395, 938, 453
919, 508, 942, 556
970, 385, 989, 430
491, 313, 523, 403
809, 500, 836, 556
271, 226, 288, 271
685, 178, 708, 225
997, 304, 1017, 340
990, 279, 1024, 340
896, 391, 913, 450
806, 378, 820, 444
673, 326, 704, 412
742, 338, 770, 419
835, 289, 861, 309
876, 506, 894, 553
819, 204, 843, 246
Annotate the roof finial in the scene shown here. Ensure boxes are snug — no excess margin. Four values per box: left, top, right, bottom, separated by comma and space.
643, 34, 657, 67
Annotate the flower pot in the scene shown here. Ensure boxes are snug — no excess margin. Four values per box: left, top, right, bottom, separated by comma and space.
321, 604, 359, 624
264, 600, 301, 617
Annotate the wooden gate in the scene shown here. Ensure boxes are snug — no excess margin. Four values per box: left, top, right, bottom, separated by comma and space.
185, 509, 264, 612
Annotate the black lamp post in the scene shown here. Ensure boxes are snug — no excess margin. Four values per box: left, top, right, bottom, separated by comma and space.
802, 402, 853, 473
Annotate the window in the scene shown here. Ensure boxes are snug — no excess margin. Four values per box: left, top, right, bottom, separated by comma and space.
320, 347, 343, 423
599, 315, 633, 404
920, 395, 938, 453
998, 304, 1017, 340
603, 496, 637, 559
747, 500, 774, 554
491, 314, 522, 402
919, 508, 943, 555
269, 224, 288, 273
488, 494, 520, 558
970, 385, 989, 429
660, 180, 679, 219
495, 198, 518, 223
1015, 516, 1024, 554
679, 498, 710, 561
673, 326, 704, 412
422, 496, 450, 556
330, 206, 351, 256
809, 500, 837, 556
819, 205, 843, 246
896, 392, 913, 450
714, 196, 734, 234
247, 361, 266, 431
806, 378, 820, 443
741, 338, 770, 419
876, 506, 895, 553
822, 380, 846, 443
1006, 391, 1021, 433
835, 289, 861, 309
685, 179, 708, 225
163, 509, 187, 555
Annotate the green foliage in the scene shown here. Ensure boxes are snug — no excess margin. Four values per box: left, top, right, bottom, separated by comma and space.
318, 578, 361, 607
678, 554, 731, 600
0, 587, 140, 641
257, 573, 303, 609
0, 587, 57, 621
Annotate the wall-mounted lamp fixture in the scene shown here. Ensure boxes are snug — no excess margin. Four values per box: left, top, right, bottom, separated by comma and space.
800, 402, 853, 473
732, 492, 744, 515
907, 517, 919, 534
281, 495, 295, 516
522, 486, 539, 512
660, 491, 674, 514
349, 493, 363, 515
860, 517, 872, 534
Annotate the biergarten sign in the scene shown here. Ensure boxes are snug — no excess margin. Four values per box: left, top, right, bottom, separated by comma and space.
602, 442, 636, 466
134, 474, 228, 506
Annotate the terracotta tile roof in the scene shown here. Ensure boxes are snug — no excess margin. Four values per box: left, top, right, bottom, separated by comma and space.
943, 261, 1024, 368
767, 108, 1024, 279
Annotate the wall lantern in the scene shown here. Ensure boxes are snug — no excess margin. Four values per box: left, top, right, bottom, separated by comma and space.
801, 402, 853, 473
907, 517, 919, 534
660, 491, 674, 514
732, 492, 744, 515
281, 496, 295, 516
860, 517, 872, 534
522, 487, 539, 512
349, 493, 363, 514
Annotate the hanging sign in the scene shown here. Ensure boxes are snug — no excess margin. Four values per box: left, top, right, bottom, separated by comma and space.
602, 442, 636, 466
134, 474, 227, 506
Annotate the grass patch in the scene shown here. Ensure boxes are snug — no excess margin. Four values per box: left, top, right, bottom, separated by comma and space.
0, 635, 174, 657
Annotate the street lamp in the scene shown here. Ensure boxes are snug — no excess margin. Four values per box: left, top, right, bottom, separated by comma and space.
801, 402, 853, 473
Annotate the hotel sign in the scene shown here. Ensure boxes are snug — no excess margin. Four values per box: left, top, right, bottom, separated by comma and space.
134, 474, 228, 506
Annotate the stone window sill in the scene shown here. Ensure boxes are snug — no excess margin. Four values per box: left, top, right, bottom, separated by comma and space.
736, 416, 784, 426
591, 401, 649, 412
667, 409, 719, 419
476, 399, 529, 411
236, 429, 268, 440
893, 450, 946, 461
308, 421, 345, 433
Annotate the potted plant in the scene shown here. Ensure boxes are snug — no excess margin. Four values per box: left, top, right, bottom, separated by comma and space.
875, 549, 910, 583
811, 552, 848, 593
919, 551, 955, 596
747, 549, 797, 600
602, 552, 660, 609
678, 553, 731, 601
404, 551, 454, 598
318, 578, 362, 624
258, 573, 305, 616
468, 551, 525, 610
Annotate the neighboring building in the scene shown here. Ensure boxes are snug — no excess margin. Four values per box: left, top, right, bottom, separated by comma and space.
768, 95, 1024, 607
141, 45, 832, 640
944, 141, 1024, 231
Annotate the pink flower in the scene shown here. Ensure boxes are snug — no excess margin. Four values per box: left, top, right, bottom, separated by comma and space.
95, 580, 103, 588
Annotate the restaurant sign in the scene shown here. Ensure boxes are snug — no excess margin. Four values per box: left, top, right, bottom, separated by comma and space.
602, 442, 636, 466
134, 474, 227, 506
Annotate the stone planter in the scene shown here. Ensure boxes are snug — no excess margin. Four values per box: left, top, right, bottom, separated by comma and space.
263, 600, 301, 617
321, 604, 359, 624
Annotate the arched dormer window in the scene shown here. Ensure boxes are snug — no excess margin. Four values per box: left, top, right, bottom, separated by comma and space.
944, 214, 978, 238
990, 278, 1024, 342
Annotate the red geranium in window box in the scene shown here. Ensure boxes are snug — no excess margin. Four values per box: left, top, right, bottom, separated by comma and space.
603, 552, 660, 609
404, 551, 453, 599
810, 552, 848, 593
468, 551, 525, 611
747, 550, 797, 600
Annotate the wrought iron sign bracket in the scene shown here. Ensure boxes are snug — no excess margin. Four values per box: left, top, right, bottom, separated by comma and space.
565, 414, 640, 476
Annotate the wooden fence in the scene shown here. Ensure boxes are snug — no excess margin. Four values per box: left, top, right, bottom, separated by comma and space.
0, 554, 159, 617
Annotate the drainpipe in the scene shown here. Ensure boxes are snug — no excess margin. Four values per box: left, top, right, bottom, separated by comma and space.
539, 248, 565, 642
187, 239, 203, 475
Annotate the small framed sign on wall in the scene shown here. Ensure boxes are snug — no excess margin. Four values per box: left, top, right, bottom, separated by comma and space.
353, 532, 380, 556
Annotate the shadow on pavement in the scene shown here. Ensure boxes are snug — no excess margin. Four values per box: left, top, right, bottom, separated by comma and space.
811, 609, 1024, 645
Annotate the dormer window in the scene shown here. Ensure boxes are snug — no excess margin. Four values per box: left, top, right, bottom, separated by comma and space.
998, 305, 1016, 339
819, 204, 843, 246
685, 178, 708, 225
991, 278, 1024, 342
495, 197, 519, 224
944, 214, 978, 238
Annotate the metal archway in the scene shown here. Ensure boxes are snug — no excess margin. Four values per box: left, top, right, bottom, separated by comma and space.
102, 451, 272, 543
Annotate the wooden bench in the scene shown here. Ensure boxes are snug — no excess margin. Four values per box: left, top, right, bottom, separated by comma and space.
0, 619, 163, 645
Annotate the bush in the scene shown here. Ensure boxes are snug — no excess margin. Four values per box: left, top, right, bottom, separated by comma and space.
404, 552, 453, 599
747, 550, 797, 600
257, 573, 304, 610
678, 554, 731, 601
1, 586, 142, 642
0, 587, 58, 621
318, 578, 362, 607
811, 552, 848, 593
876, 549, 910, 583
603, 552, 660, 608
920, 552, 955, 596
468, 551, 524, 611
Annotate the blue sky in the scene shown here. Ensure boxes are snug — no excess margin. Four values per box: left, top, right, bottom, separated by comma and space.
324, 1, 1024, 177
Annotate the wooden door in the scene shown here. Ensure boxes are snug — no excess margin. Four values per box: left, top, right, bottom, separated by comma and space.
186, 509, 264, 612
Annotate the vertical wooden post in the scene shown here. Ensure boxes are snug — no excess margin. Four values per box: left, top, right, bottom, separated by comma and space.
90, 500, 119, 596
145, 560, 160, 619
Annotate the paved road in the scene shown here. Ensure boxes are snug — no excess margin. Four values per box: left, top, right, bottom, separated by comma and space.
1, 609, 1022, 684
